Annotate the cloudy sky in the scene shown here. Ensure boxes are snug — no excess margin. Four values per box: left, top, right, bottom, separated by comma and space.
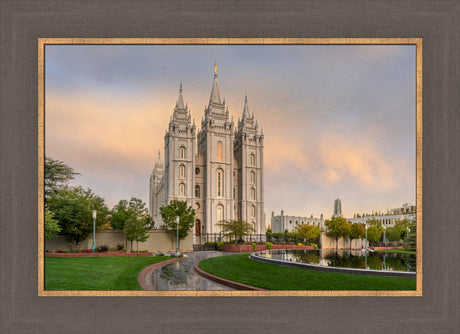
45, 44, 416, 222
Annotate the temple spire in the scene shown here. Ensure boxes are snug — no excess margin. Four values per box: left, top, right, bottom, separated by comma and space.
156, 150, 162, 165
176, 81, 185, 110
209, 62, 221, 105
242, 93, 250, 119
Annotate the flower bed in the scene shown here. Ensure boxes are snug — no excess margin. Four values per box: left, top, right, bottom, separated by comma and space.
45, 251, 154, 257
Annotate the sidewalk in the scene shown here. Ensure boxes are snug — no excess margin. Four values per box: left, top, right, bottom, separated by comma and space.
141, 251, 235, 291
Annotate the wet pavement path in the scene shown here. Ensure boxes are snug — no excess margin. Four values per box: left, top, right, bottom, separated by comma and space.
142, 251, 235, 291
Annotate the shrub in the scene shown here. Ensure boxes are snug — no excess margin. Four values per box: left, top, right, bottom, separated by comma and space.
71, 248, 80, 253
217, 242, 224, 251
98, 244, 109, 252
297, 243, 303, 246
116, 243, 124, 251
265, 242, 273, 250
85, 249, 91, 253
252, 243, 257, 251
310, 243, 318, 249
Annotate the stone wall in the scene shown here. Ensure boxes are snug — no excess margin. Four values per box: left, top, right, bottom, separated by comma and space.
319, 232, 367, 249
45, 230, 193, 252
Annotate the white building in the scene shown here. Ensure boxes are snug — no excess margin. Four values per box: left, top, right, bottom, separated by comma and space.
271, 210, 325, 233
149, 66, 265, 243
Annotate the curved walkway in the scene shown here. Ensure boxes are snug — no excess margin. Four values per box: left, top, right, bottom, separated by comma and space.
140, 251, 236, 291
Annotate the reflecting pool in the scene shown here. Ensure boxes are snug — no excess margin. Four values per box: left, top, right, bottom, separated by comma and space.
253, 249, 416, 274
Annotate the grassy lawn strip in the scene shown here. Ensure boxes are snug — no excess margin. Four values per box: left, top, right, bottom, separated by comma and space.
373, 249, 416, 254
45, 256, 171, 290
198, 253, 416, 290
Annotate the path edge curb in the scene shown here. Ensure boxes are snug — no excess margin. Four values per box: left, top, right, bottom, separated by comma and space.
194, 260, 266, 291
138, 257, 186, 290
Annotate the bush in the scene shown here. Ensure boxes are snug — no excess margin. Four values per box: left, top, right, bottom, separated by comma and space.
252, 243, 257, 251
71, 248, 80, 253
217, 242, 224, 251
310, 243, 318, 249
116, 243, 124, 251
98, 244, 109, 252
297, 243, 303, 246
265, 242, 273, 250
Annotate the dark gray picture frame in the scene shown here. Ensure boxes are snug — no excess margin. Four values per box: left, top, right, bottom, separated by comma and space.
1, 1, 459, 332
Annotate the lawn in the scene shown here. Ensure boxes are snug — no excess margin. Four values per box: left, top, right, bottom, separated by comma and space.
45, 256, 171, 290
373, 249, 416, 254
198, 253, 416, 290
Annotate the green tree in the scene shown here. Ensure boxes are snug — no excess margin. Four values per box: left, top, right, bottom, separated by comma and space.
325, 216, 351, 249
349, 223, 365, 249
47, 186, 109, 247
110, 200, 130, 230
218, 220, 255, 243
160, 200, 195, 249
385, 226, 402, 242
44, 206, 61, 240
295, 224, 321, 244
110, 198, 153, 231
123, 215, 151, 251
44, 157, 79, 198
366, 225, 382, 245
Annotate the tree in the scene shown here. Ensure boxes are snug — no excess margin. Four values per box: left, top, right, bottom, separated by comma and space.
366, 218, 384, 245
110, 198, 153, 230
325, 216, 351, 249
295, 223, 321, 244
44, 206, 61, 240
366, 225, 382, 245
349, 223, 365, 249
160, 200, 195, 249
218, 220, 255, 242
44, 157, 79, 198
110, 200, 130, 230
47, 186, 109, 247
123, 216, 151, 251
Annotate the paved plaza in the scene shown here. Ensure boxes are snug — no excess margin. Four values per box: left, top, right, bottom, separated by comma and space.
142, 251, 235, 291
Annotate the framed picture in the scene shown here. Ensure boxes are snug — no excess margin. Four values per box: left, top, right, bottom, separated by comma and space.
2, 1, 458, 333
39, 38, 422, 297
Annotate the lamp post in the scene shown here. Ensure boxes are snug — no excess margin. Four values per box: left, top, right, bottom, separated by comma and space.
91, 210, 97, 252
176, 216, 180, 255
383, 225, 386, 246
365, 224, 368, 250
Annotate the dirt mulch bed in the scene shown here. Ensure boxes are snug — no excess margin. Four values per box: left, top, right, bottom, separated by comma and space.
45, 252, 154, 257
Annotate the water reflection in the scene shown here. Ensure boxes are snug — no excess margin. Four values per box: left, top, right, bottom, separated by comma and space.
147, 252, 234, 291
260, 249, 416, 272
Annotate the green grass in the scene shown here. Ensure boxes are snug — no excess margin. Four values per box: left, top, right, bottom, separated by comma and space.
45, 256, 171, 290
373, 249, 416, 254
198, 253, 416, 290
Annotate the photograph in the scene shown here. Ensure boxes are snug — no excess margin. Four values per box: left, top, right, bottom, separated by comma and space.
40, 39, 421, 295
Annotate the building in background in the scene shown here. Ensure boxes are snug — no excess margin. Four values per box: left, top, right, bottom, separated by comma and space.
150, 65, 265, 243
271, 210, 325, 233
333, 198, 342, 217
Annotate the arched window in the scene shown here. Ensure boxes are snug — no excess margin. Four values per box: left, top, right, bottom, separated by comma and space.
216, 168, 224, 197
195, 220, 201, 236
179, 146, 186, 159
249, 188, 255, 200
195, 185, 200, 198
179, 165, 185, 178
216, 204, 224, 224
217, 141, 223, 161
195, 202, 200, 210
250, 171, 255, 184
249, 154, 255, 166
179, 183, 185, 196
251, 205, 256, 218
